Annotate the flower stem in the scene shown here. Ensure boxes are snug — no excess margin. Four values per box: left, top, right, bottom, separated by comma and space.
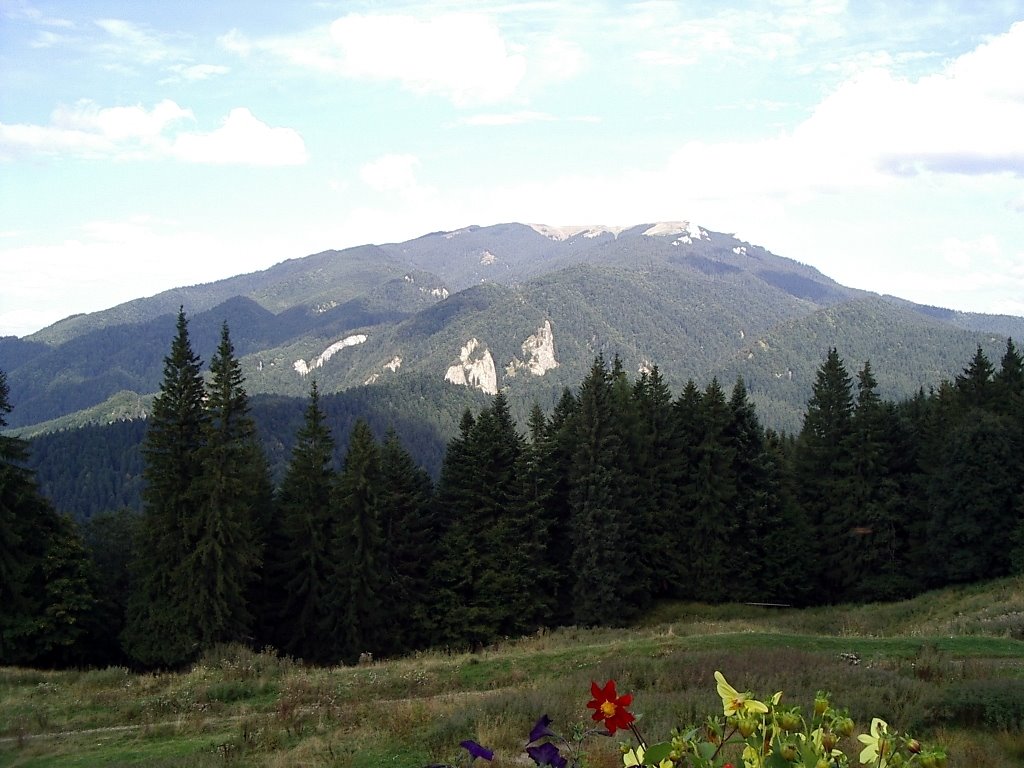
629, 722, 648, 750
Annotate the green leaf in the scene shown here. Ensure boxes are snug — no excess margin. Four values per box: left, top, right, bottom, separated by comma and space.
696, 742, 717, 761
642, 742, 673, 765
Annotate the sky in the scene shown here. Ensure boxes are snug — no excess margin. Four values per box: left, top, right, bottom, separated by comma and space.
1, 0, 1023, 338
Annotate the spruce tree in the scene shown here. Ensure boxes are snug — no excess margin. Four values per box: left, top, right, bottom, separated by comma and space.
539, 389, 580, 624
428, 409, 478, 645
323, 419, 385, 662
431, 393, 530, 646
633, 367, 680, 598
474, 392, 549, 638
687, 378, 738, 602
844, 362, 909, 601
568, 357, 644, 625
666, 380, 703, 598
1, 369, 99, 666
182, 323, 268, 649
725, 377, 797, 603
794, 348, 855, 603
377, 429, 435, 655
124, 308, 209, 666
269, 380, 337, 661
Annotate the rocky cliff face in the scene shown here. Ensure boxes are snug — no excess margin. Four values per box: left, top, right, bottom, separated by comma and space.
293, 334, 367, 376
445, 338, 498, 395
505, 320, 558, 378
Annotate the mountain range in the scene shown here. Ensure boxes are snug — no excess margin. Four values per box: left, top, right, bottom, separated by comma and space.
3, 220, 1022, 439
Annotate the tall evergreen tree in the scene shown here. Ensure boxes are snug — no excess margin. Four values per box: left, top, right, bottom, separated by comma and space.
432, 393, 531, 646
539, 389, 580, 624
686, 378, 738, 602
632, 368, 680, 597
568, 357, 646, 625
843, 362, 909, 601
725, 378, 799, 603
794, 348, 855, 603
429, 409, 478, 645
323, 419, 385, 662
955, 345, 996, 409
182, 323, 268, 649
377, 429, 435, 655
1, 368, 99, 666
665, 380, 703, 599
268, 380, 337, 661
124, 308, 209, 666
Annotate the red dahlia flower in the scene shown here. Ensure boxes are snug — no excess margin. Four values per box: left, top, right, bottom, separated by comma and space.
586, 679, 635, 734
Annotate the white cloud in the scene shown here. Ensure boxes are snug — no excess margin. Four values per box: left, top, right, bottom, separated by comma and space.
219, 12, 582, 107
52, 99, 192, 141
360, 154, 420, 192
163, 63, 230, 82
328, 13, 526, 105
0, 101, 307, 165
0, 99, 192, 160
171, 108, 308, 166
0, 216, 293, 337
94, 18, 182, 65
939, 235, 1001, 270
461, 111, 556, 126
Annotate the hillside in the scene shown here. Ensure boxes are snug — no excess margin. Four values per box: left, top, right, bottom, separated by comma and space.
2, 578, 1022, 767
2, 221, 1022, 436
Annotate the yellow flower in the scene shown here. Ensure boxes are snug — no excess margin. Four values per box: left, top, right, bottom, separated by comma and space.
623, 745, 645, 767
715, 671, 769, 717
858, 717, 891, 766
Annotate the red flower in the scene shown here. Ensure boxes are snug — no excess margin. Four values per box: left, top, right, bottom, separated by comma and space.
587, 680, 635, 734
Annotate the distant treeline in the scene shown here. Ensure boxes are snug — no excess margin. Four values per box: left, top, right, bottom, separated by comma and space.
1, 309, 1022, 669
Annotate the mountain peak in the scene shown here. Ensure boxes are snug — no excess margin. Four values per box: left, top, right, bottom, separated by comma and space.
527, 223, 629, 240
527, 221, 708, 242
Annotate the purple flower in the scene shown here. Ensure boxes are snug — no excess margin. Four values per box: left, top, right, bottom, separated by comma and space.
526, 742, 568, 768
459, 740, 494, 761
528, 714, 557, 745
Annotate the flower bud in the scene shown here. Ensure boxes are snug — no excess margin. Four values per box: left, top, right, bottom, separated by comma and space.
835, 717, 854, 738
779, 712, 801, 732
906, 738, 922, 754
813, 696, 829, 717
778, 743, 798, 761
738, 717, 757, 737
821, 731, 837, 751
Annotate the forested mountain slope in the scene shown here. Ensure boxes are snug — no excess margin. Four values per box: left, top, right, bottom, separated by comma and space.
2, 221, 1022, 435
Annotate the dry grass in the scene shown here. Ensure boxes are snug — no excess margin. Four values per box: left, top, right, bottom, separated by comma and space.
3, 577, 1024, 767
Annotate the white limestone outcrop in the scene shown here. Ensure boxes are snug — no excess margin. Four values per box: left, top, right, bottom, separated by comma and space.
505, 320, 559, 378
444, 338, 498, 395
294, 334, 367, 376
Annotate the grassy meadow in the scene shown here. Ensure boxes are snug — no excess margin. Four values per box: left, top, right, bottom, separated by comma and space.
3, 577, 1024, 768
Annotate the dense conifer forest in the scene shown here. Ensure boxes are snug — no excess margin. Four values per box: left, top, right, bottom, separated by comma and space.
1, 309, 1022, 669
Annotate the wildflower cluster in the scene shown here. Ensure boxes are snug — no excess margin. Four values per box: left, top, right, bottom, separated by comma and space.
448, 672, 947, 768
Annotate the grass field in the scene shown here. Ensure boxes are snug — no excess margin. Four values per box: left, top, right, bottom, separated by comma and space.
3, 577, 1024, 767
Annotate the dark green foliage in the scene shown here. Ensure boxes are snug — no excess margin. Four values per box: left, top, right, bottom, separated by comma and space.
322, 419, 386, 662
182, 324, 268, 649
7, 331, 1024, 668
377, 429, 435, 655
794, 348, 855, 603
568, 357, 648, 625
124, 308, 209, 666
725, 378, 804, 604
431, 393, 542, 646
80, 508, 138, 665
0, 369, 99, 666
265, 380, 337, 661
